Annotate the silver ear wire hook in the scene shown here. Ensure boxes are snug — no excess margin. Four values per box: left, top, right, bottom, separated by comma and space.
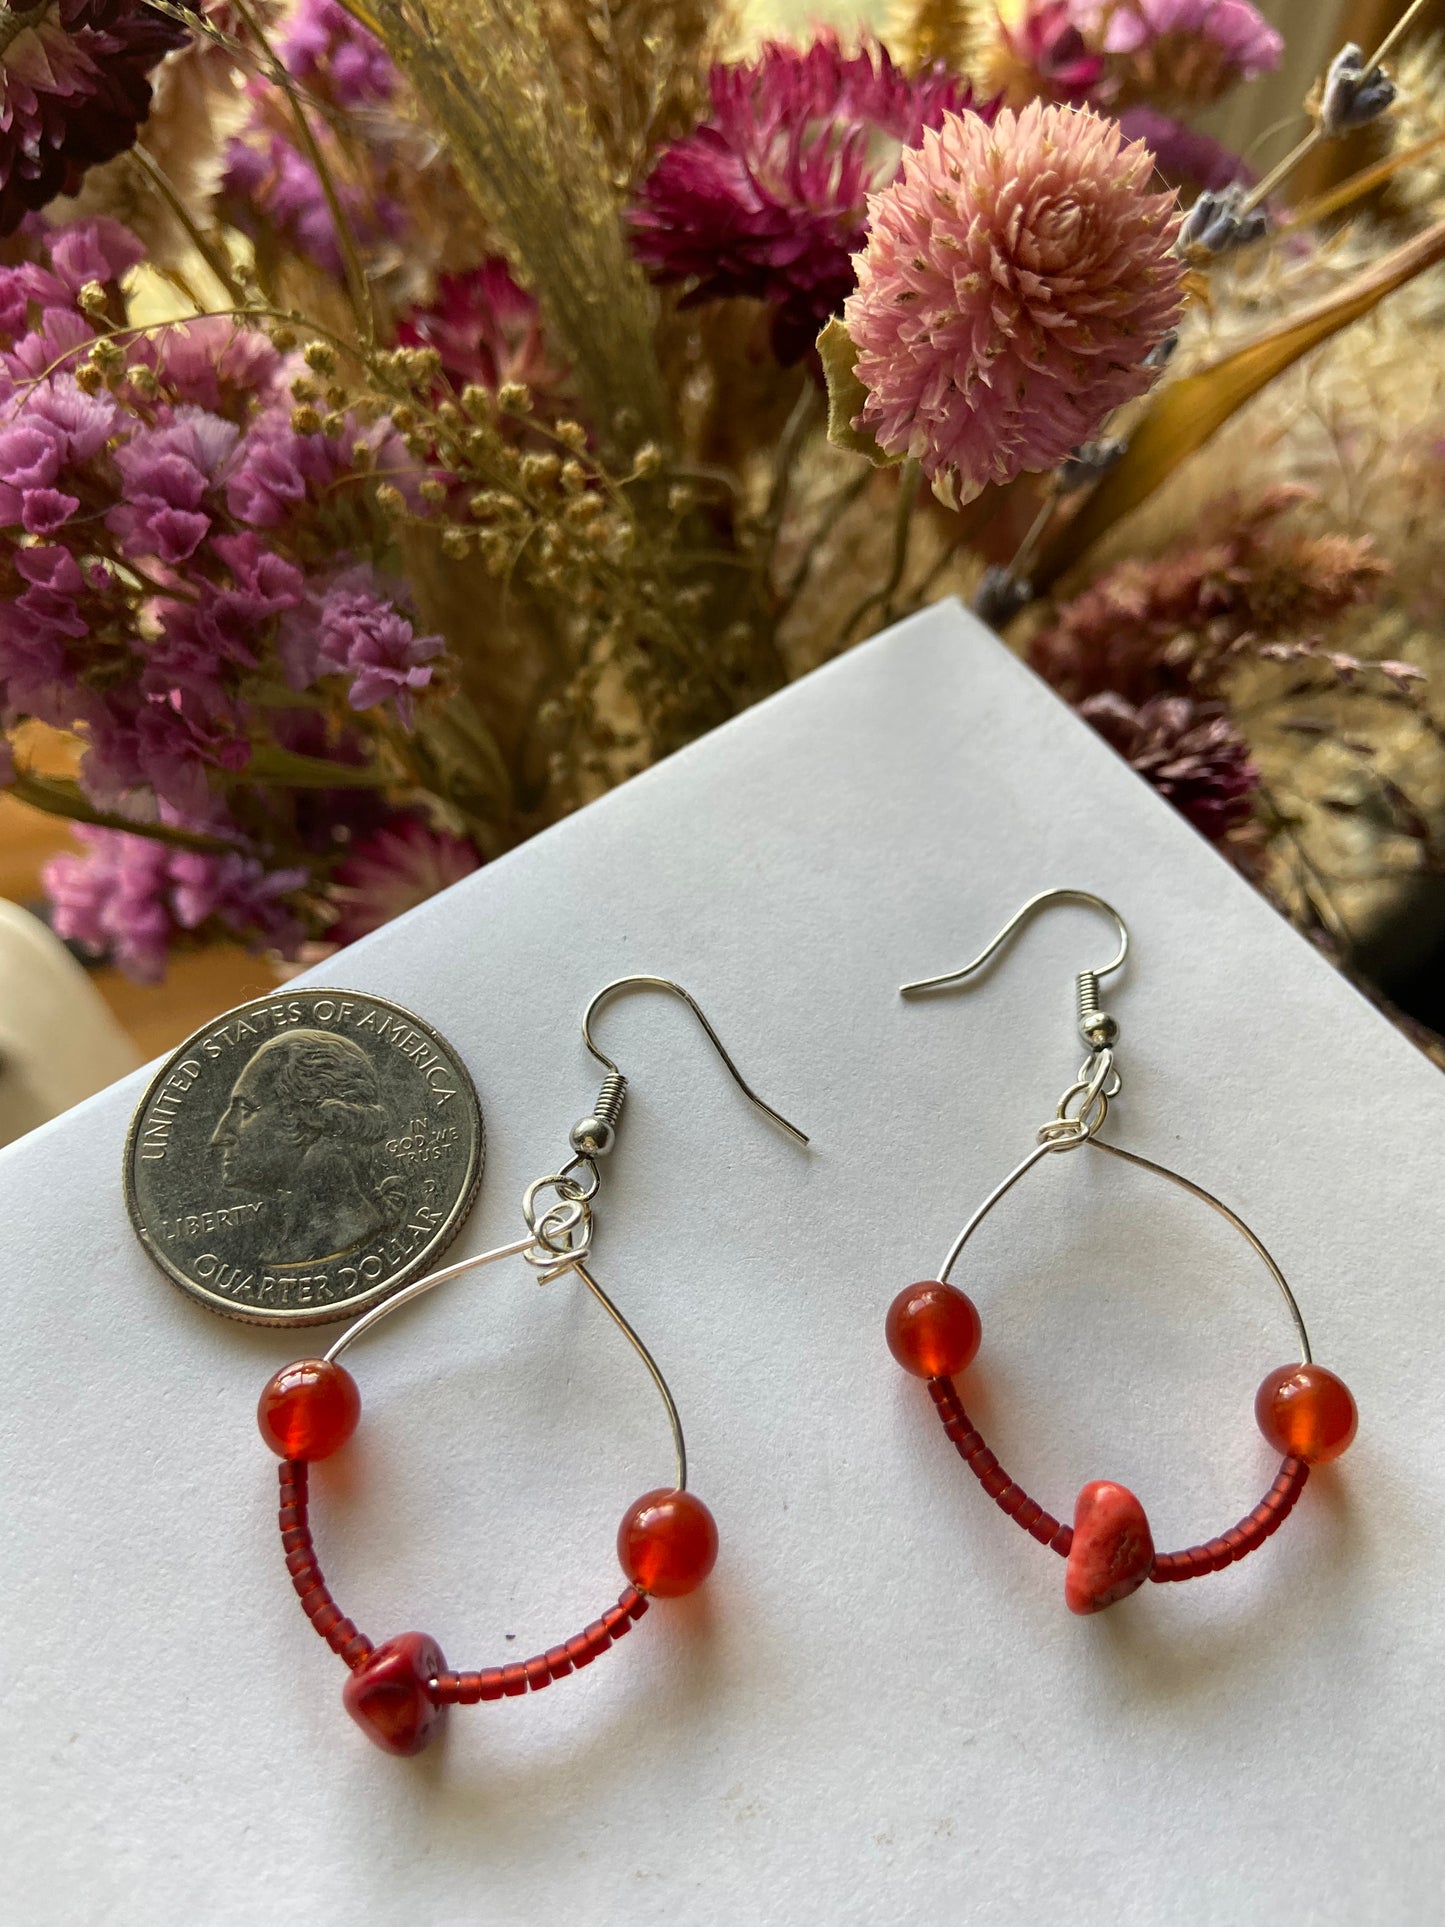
576, 975, 810, 1153
901, 889, 1130, 1144
901, 887, 1128, 1052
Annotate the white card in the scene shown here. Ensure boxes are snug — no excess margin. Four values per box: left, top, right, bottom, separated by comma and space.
1, 601, 1438, 1925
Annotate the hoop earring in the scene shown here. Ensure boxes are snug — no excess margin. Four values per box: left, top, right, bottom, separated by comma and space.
256, 976, 808, 1754
885, 890, 1357, 1616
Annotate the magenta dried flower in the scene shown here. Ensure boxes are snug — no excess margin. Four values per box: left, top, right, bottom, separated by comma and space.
0, 1, 187, 234
1080, 691, 1258, 840
630, 36, 980, 363
396, 260, 563, 398
845, 102, 1183, 507
327, 815, 480, 945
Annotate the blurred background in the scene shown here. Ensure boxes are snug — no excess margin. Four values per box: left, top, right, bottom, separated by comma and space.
0, 0, 1437, 1145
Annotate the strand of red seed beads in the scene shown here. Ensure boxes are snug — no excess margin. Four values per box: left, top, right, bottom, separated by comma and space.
257, 1356, 719, 1754
885, 1279, 1357, 1614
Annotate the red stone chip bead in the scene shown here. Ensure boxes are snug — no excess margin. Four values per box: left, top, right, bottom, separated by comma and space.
342, 1632, 448, 1756
258, 1358, 360, 1461
617, 1489, 718, 1597
1254, 1363, 1357, 1465
886, 1280, 982, 1379
1064, 1481, 1154, 1615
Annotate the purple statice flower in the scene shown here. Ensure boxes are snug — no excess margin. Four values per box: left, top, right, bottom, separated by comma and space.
148, 318, 283, 419
223, 133, 404, 281
226, 397, 415, 528
167, 846, 308, 943
0, 2, 188, 235
1076, 0, 1281, 105
45, 826, 173, 978
0, 543, 91, 712
302, 567, 444, 724
328, 815, 480, 945
630, 36, 983, 363
1116, 105, 1249, 192
279, 0, 398, 108
1080, 691, 1259, 840
0, 374, 119, 533
45, 825, 307, 981
222, 1, 403, 279
3, 304, 95, 382
109, 408, 241, 565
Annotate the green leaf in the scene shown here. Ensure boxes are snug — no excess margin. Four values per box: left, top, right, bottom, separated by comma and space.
818, 318, 900, 468
1034, 216, 1445, 589
238, 745, 395, 789
5, 773, 238, 853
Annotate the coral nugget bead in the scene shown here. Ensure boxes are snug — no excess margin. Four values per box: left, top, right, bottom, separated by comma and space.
886, 1280, 982, 1379
343, 1633, 447, 1756
1255, 1363, 1357, 1464
618, 1489, 718, 1597
257, 1358, 361, 1461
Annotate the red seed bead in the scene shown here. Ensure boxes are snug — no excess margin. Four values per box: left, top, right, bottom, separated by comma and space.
885, 1280, 982, 1379
257, 1358, 361, 1461
617, 1489, 718, 1598
1255, 1363, 1357, 1464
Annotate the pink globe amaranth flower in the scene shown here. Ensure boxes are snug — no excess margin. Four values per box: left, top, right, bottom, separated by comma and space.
327, 815, 481, 945
630, 36, 982, 364
845, 102, 1184, 508
1080, 690, 1258, 841
0, 1, 188, 235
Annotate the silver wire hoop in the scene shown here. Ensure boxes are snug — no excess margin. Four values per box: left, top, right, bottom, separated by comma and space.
937, 1135, 1312, 1366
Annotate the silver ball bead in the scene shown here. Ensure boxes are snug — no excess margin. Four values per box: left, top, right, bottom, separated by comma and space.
569, 1115, 615, 1157
1080, 1012, 1119, 1048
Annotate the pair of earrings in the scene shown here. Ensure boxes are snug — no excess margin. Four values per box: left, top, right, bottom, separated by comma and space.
255, 892, 1357, 1756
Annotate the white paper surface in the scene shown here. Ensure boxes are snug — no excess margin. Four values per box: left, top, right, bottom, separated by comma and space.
2, 602, 1440, 1927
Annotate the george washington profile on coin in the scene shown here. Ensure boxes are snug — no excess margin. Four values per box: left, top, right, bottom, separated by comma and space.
210, 1028, 407, 1262
125, 986, 484, 1326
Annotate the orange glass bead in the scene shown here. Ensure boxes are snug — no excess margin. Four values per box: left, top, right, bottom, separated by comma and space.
1255, 1363, 1357, 1464
257, 1358, 360, 1461
617, 1489, 718, 1597
886, 1280, 982, 1378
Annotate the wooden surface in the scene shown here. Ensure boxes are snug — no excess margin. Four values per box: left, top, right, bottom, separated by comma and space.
0, 791, 274, 1062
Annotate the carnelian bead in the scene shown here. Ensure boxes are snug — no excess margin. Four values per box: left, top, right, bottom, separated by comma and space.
257, 1358, 360, 1460
617, 1489, 718, 1597
1255, 1363, 1357, 1464
886, 1280, 982, 1378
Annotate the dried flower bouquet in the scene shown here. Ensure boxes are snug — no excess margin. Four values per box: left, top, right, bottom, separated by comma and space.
0, 0, 1442, 1053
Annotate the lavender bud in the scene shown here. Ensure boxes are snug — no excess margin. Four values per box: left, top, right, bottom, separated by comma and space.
1318, 44, 1397, 139
1176, 184, 1269, 260
1059, 438, 1125, 491
972, 566, 1033, 628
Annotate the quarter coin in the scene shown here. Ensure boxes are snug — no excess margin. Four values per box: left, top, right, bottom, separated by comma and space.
124, 987, 484, 1326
